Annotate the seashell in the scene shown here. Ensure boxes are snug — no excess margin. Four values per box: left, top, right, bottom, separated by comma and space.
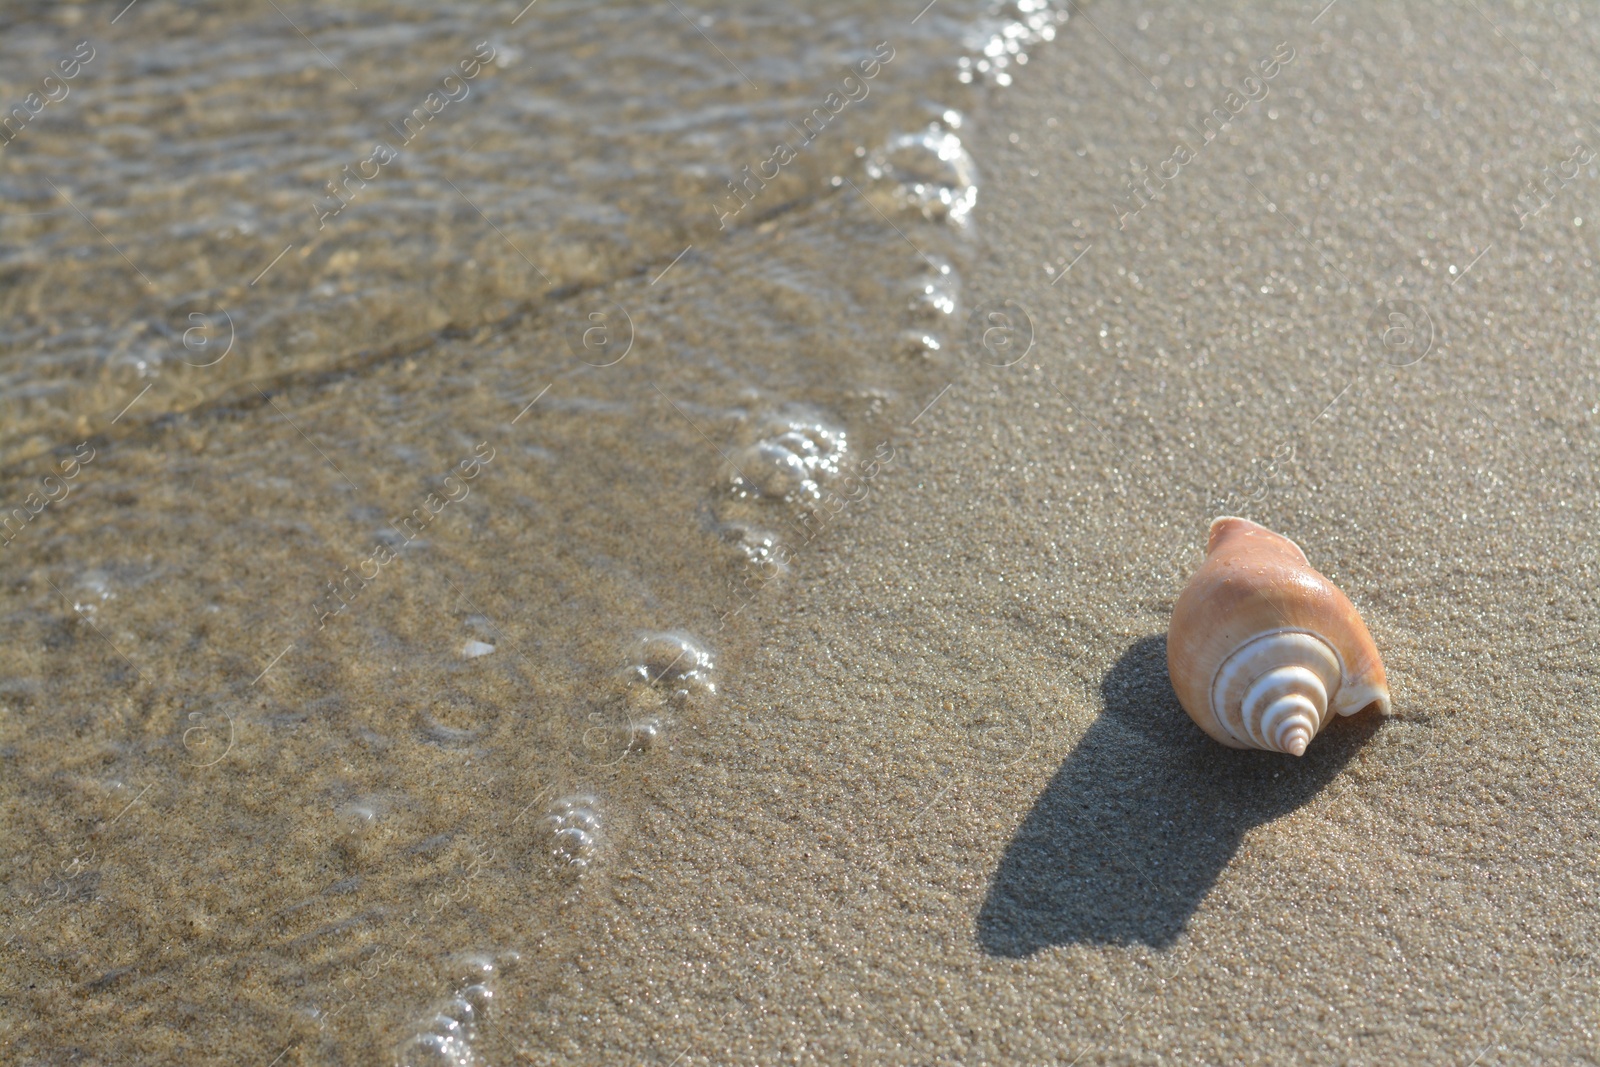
1167, 516, 1390, 756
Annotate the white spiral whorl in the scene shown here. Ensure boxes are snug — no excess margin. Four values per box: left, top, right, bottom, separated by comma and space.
1210, 630, 1344, 755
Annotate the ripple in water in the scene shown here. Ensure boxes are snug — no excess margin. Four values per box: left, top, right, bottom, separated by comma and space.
863, 126, 978, 228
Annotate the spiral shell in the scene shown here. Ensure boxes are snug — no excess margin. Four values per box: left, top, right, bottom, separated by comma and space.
1167, 517, 1390, 756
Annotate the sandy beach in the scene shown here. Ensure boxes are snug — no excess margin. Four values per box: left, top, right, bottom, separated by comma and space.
2, 0, 1596, 1063
516, 2, 1599, 1063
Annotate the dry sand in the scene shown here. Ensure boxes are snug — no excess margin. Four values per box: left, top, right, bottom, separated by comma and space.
520, 2, 1599, 1063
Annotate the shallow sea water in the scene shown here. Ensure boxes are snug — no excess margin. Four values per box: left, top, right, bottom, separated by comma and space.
0, 0, 1069, 1062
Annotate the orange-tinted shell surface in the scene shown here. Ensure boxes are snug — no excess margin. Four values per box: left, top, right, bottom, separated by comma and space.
1167, 517, 1390, 755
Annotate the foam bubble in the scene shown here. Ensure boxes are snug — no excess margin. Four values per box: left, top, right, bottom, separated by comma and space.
717, 521, 784, 567
575, 690, 662, 767
64, 571, 117, 620
545, 795, 602, 870
629, 632, 716, 697
337, 802, 379, 838
334, 802, 383, 866
394, 1030, 476, 1067
895, 257, 961, 359
863, 127, 978, 227
569, 632, 709, 767
727, 413, 847, 504
628, 719, 661, 750
908, 257, 959, 320
899, 330, 945, 357
958, 0, 1065, 84
393, 977, 495, 1067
